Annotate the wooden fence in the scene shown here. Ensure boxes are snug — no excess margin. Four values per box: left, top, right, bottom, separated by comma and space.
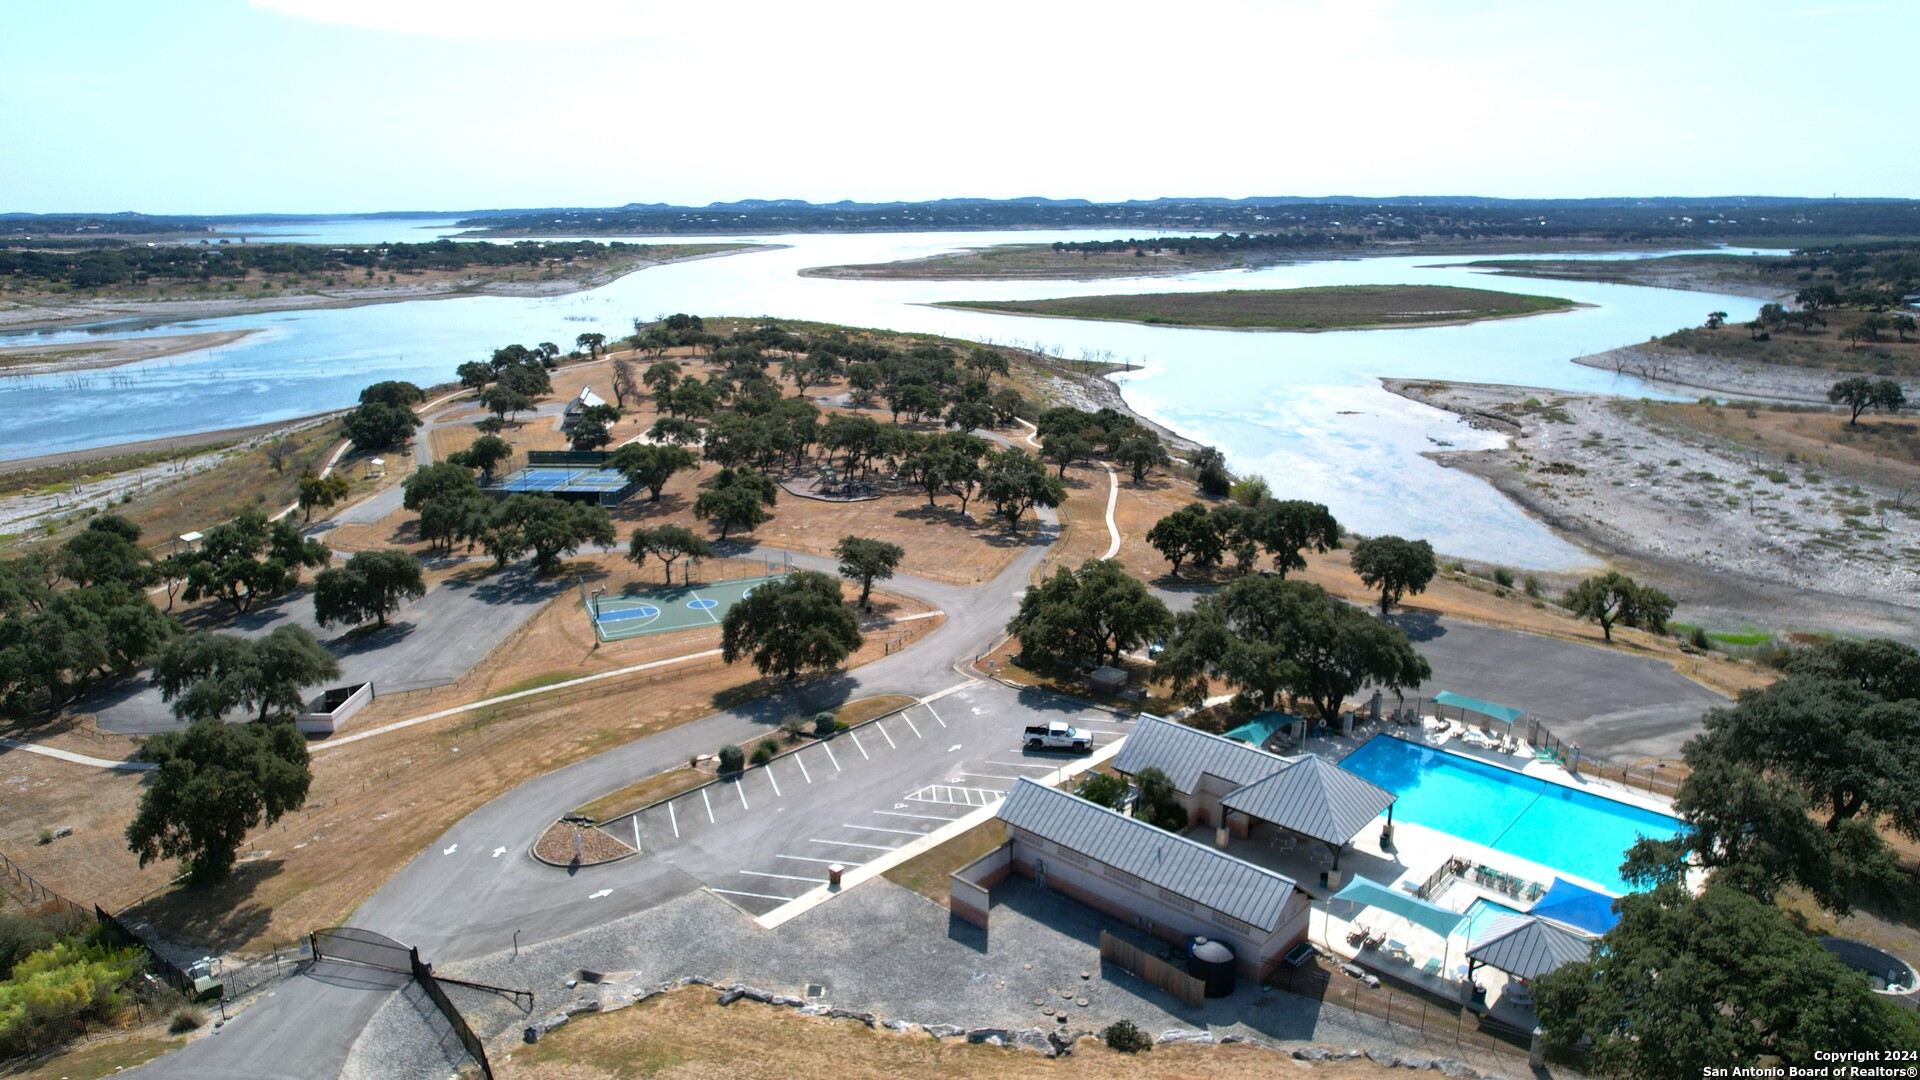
1099, 930, 1205, 1008
1271, 960, 1542, 1059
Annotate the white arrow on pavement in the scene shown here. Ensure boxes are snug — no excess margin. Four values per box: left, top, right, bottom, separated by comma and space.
442, 844, 458, 855
588, 889, 612, 899
492, 847, 507, 858
947, 744, 962, 752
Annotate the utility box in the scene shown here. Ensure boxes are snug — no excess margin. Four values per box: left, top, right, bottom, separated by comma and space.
1089, 666, 1127, 696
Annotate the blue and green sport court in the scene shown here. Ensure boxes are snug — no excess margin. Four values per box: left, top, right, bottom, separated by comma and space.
588, 575, 785, 642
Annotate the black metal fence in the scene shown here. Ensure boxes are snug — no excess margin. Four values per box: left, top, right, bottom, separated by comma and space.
0, 849, 89, 921
95, 906, 196, 997
410, 949, 494, 1079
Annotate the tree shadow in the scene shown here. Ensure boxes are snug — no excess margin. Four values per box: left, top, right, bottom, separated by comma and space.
709, 671, 859, 723
325, 620, 419, 658
119, 858, 284, 954
1388, 610, 1448, 643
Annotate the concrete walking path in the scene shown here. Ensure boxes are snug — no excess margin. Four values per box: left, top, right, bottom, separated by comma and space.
0, 736, 153, 771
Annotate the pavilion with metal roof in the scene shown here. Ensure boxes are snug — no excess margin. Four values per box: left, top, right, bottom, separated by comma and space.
1111, 714, 1291, 794
1221, 754, 1397, 869
1465, 914, 1595, 983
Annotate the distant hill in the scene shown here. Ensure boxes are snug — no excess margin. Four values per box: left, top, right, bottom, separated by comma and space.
6, 196, 1917, 242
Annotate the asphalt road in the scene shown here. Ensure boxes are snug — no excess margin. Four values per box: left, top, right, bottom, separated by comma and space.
136, 498, 1730, 1078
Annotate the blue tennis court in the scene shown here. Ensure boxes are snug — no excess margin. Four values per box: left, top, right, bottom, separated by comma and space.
490, 465, 637, 504
589, 576, 782, 642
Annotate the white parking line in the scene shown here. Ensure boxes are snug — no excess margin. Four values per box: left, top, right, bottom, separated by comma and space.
923, 702, 947, 728
875, 722, 897, 750
777, 855, 864, 866
850, 731, 870, 760
873, 810, 961, 821
766, 767, 782, 798
988, 760, 1061, 770
959, 771, 1025, 782
710, 888, 792, 902
669, 801, 680, 838
795, 754, 812, 783
737, 781, 750, 809
702, 788, 715, 824
808, 838, 897, 851
632, 817, 642, 852
900, 711, 921, 738
845, 824, 924, 836
741, 870, 826, 883
822, 741, 841, 771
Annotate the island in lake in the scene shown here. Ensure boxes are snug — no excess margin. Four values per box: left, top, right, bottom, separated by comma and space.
937, 284, 1577, 331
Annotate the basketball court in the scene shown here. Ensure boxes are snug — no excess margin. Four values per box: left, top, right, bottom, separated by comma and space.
589, 575, 784, 642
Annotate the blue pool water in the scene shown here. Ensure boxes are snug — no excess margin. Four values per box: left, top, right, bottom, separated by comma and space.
1460, 898, 1528, 945
1340, 735, 1682, 895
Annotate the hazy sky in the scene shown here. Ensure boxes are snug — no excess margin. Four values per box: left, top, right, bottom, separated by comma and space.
6, 0, 1915, 214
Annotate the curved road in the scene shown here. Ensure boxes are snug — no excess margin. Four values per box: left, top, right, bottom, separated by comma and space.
138, 501, 1726, 1078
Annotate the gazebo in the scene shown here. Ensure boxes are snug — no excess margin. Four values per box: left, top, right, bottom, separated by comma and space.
1221, 754, 1397, 872
1465, 913, 1595, 985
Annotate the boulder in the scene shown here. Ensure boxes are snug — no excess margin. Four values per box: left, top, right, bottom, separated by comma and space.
1399, 1055, 1433, 1070
1009, 1028, 1054, 1056
925, 1023, 967, 1039
965, 1027, 1010, 1046
1434, 1059, 1480, 1079
716, 988, 746, 1006
827, 1008, 876, 1027
882, 1019, 918, 1034
770, 994, 806, 1008
1292, 1047, 1329, 1061
1157, 1029, 1214, 1045
1366, 1049, 1401, 1067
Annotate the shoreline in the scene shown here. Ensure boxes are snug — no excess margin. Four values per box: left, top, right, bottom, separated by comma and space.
0, 328, 262, 376
0, 411, 342, 472
1570, 343, 1866, 405
1382, 377, 1920, 641
0, 244, 773, 332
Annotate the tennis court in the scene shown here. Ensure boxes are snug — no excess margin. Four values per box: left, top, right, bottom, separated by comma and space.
489, 465, 638, 505
589, 575, 783, 642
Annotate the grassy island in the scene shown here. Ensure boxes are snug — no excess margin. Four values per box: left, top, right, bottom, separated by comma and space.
937, 284, 1576, 331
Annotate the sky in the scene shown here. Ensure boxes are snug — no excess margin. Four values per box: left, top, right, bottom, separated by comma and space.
3, 0, 1916, 215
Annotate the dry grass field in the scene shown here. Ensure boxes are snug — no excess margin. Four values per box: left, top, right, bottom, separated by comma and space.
0, 565, 940, 954
499, 985, 1411, 1080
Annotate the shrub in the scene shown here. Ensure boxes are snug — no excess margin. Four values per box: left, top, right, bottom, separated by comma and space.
717, 744, 744, 774
812, 711, 837, 736
169, 1007, 205, 1034
1522, 574, 1543, 599
1492, 567, 1515, 588
0, 914, 55, 980
750, 738, 778, 766
1103, 1019, 1152, 1053
1689, 626, 1710, 650
1077, 773, 1129, 810
781, 718, 807, 742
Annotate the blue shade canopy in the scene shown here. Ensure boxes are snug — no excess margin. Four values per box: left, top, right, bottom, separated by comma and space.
1433, 691, 1526, 726
1528, 877, 1621, 935
1330, 876, 1466, 940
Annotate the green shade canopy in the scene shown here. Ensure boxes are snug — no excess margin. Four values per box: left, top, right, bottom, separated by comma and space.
1223, 711, 1299, 746
1330, 875, 1467, 940
1434, 691, 1525, 726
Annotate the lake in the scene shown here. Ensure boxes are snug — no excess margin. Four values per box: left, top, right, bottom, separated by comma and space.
0, 230, 1768, 568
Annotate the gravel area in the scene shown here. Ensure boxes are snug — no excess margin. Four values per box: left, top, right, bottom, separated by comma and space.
1391, 379, 1920, 639
424, 878, 1532, 1077
533, 822, 635, 867
1571, 344, 1861, 405
340, 979, 471, 1080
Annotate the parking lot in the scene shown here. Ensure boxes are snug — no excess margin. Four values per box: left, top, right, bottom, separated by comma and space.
599, 681, 1134, 918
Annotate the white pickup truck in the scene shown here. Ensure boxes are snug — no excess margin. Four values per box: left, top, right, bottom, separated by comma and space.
1023, 720, 1094, 752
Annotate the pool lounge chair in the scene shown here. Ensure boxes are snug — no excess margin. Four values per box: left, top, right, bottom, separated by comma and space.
1346, 922, 1372, 946
1383, 939, 1411, 962
1422, 957, 1443, 977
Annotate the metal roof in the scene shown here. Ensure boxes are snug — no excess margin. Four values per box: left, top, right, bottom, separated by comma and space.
1111, 715, 1291, 794
1466, 915, 1595, 981
1219, 754, 1397, 847
996, 778, 1298, 933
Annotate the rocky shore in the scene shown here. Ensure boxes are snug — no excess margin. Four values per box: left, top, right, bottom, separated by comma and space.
1386, 378, 1920, 640
1571, 344, 1859, 405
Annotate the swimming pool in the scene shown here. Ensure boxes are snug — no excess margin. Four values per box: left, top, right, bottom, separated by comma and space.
1460, 897, 1528, 944
1340, 735, 1682, 895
